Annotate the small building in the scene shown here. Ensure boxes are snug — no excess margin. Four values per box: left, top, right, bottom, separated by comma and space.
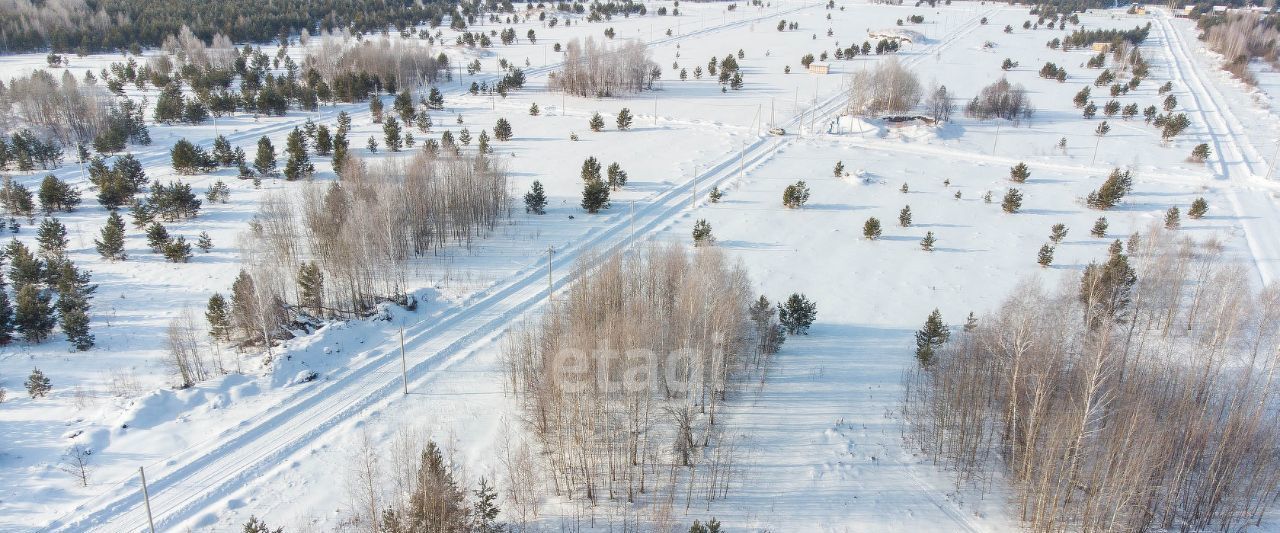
1176, 5, 1196, 17
1091, 42, 1112, 53
808, 62, 830, 74
1212, 5, 1228, 13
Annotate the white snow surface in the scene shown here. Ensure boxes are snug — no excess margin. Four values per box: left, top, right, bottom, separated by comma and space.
0, 2, 1277, 531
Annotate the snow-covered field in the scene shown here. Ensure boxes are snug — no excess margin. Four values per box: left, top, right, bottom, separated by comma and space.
2, 1, 1279, 531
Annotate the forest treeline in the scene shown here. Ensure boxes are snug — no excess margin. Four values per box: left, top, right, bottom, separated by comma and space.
0, 0, 463, 54
903, 226, 1280, 531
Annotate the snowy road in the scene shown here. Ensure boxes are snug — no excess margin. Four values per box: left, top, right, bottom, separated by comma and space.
1152, 8, 1280, 284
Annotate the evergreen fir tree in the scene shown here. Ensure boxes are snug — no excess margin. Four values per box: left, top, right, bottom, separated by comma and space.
1001, 188, 1023, 213
170, 138, 215, 174
59, 290, 93, 351
616, 108, 633, 130
963, 311, 977, 332
778, 293, 817, 335
1010, 162, 1030, 183
297, 261, 324, 317
206, 293, 232, 341
163, 236, 193, 262
494, 118, 513, 141
898, 205, 912, 227
833, 161, 844, 177
477, 130, 490, 154
212, 135, 235, 166
253, 136, 276, 176
782, 181, 810, 208
38, 175, 81, 214
529, 102, 540, 116
337, 111, 353, 136
383, 117, 403, 152
315, 125, 333, 156
589, 112, 605, 132
14, 284, 54, 343
863, 217, 882, 240
146, 222, 170, 253
914, 309, 948, 366
197, 231, 213, 252
581, 156, 602, 182
692, 219, 713, 245
1050, 223, 1068, 243
524, 181, 547, 214
283, 127, 313, 180
581, 178, 610, 213
606, 162, 627, 190
25, 367, 51, 398
920, 231, 936, 251
242, 516, 282, 533
0, 289, 14, 345
370, 96, 384, 123
1188, 197, 1208, 219
709, 186, 723, 203
472, 477, 503, 533
428, 87, 445, 109
36, 217, 68, 260
1091, 216, 1109, 238
1037, 243, 1055, 267
332, 134, 349, 176
367, 136, 379, 153
7, 240, 42, 290
1190, 143, 1210, 162
1164, 206, 1180, 229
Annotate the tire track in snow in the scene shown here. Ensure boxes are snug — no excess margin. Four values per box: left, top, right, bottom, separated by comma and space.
1152, 8, 1280, 284
47, 5, 840, 532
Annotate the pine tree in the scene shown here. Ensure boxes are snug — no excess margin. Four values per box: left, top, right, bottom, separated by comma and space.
863, 217, 882, 240
242, 516, 283, 533
477, 130, 490, 154
1188, 197, 1208, 219
524, 181, 547, 214
163, 236, 193, 262
197, 231, 213, 252
332, 134, 349, 176
920, 231, 936, 251
36, 218, 68, 260
170, 138, 215, 174
914, 309, 948, 366
833, 161, 844, 177
7, 240, 41, 292
692, 219, 713, 245
778, 293, 817, 335
146, 222, 170, 253
529, 102, 540, 116
38, 175, 81, 214
1010, 162, 1030, 183
581, 156, 602, 182
472, 477, 503, 533
25, 367, 51, 398
1190, 143, 1210, 162
367, 136, 379, 153
1001, 188, 1023, 213
1164, 206, 1180, 229
0, 289, 13, 345
1050, 223, 1068, 243
900, 182, 909, 193
963, 311, 977, 332
581, 178, 610, 213
1091, 216, 1109, 237
212, 135, 235, 166
370, 96, 384, 123
1037, 243, 1055, 267
315, 125, 333, 156
206, 293, 231, 341
898, 205, 912, 227
59, 291, 93, 351
782, 181, 810, 208
709, 186, 723, 203
283, 127, 313, 180
616, 108, 633, 130
589, 112, 606, 132
607, 162, 627, 189
494, 118, 513, 141
383, 117, 403, 152
14, 284, 54, 343
253, 136, 276, 177
428, 87, 445, 109
298, 261, 324, 317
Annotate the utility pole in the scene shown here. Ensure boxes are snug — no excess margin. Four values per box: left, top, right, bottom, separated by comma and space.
654, 95, 659, 126
546, 246, 554, 296
992, 121, 1002, 155
140, 467, 156, 533
399, 328, 408, 395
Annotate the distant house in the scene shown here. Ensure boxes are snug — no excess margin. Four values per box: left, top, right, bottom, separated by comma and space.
808, 62, 830, 74
1212, 5, 1228, 13
1177, 5, 1196, 17
1091, 42, 1111, 53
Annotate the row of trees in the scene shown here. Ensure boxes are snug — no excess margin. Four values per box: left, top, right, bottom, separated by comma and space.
550, 37, 660, 97
208, 150, 508, 355
903, 227, 1280, 531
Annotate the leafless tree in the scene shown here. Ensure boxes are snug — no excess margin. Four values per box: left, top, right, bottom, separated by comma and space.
549, 37, 659, 97
903, 227, 1280, 531
846, 59, 922, 116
